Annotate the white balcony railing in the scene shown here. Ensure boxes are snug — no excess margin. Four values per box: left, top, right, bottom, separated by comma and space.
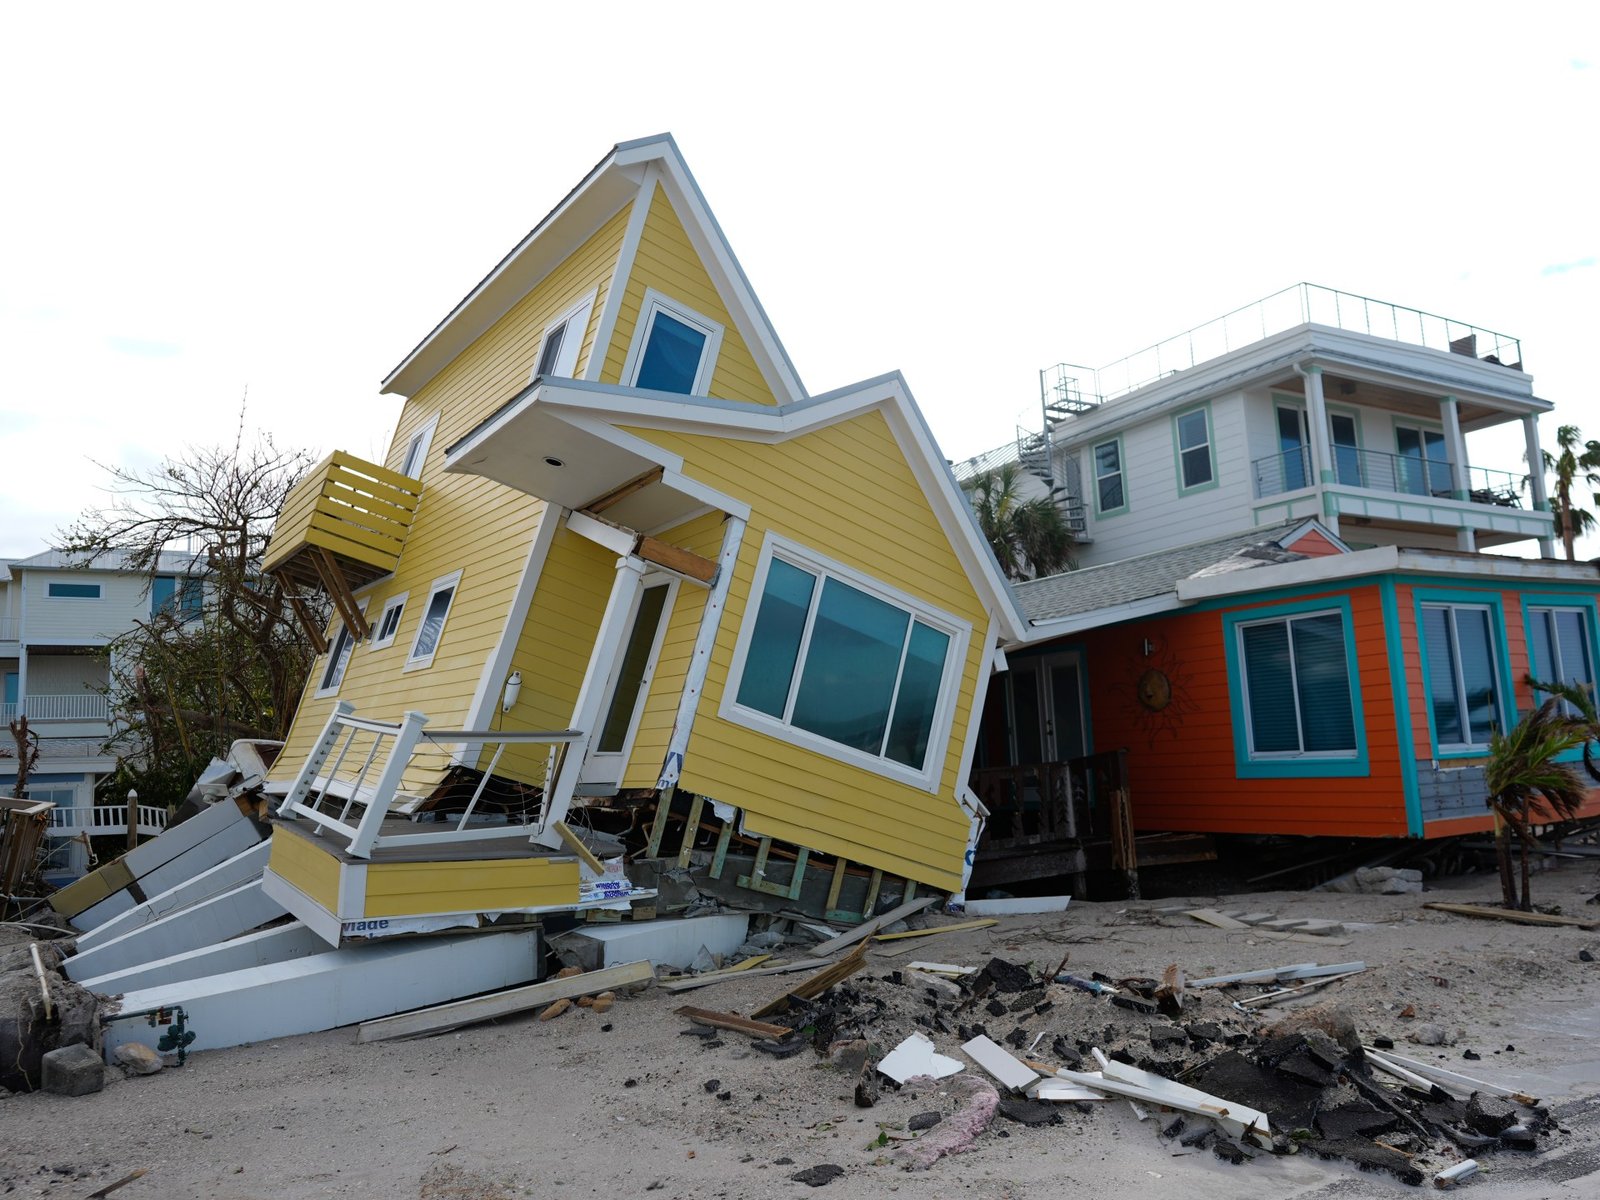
48, 804, 169, 838
0, 694, 111, 723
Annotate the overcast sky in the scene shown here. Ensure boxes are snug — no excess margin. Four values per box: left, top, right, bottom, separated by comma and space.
3, 2, 1597, 559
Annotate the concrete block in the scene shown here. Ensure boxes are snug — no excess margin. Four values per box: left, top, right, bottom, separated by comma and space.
41, 1043, 104, 1095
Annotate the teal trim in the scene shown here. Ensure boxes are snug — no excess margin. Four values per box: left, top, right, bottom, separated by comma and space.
1518, 593, 1600, 763
1222, 595, 1370, 779
1412, 587, 1517, 759
1380, 578, 1423, 836
1171, 401, 1219, 497
1090, 436, 1130, 519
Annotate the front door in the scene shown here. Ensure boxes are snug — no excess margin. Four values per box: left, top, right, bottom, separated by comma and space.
1005, 650, 1088, 765
578, 579, 675, 793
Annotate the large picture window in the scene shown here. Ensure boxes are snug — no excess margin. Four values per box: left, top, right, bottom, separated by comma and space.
1527, 604, 1598, 716
1420, 602, 1504, 751
1223, 598, 1367, 778
725, 539, 968, 784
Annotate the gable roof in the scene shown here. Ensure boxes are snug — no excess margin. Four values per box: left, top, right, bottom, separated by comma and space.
1018, 520, 1340, 631
381, 134, 807, 406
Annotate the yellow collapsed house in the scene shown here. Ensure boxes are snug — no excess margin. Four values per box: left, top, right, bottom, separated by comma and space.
259, 135, 1027, 940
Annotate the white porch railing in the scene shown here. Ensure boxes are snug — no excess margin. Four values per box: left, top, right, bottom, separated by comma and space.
48, 804, 169, 838
1, 694, 110, 722
278, 701, 582, 858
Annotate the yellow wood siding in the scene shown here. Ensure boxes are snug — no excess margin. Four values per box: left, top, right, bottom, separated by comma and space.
486, 525, 616, 783
363, 856, 579, 918
277, 202, 635, 794
601, 185, 776, 406
268, 830, 341, 911
618, 411, 989, 892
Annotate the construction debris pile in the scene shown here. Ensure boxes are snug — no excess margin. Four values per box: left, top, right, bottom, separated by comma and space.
666, 926, 1558, 1188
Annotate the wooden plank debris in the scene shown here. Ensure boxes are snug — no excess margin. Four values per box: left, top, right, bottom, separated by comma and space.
1192, 962, 1366, 990
357, 960, 652, 1042
1026, 1077, 1113, 1102
1070, 1054, 1272, 1141
1423, 902, 1600, 930
1234, 969, 1365, 1009
675, 1006, 792, 1039
904, 962, 976, 975
806, 895, 936, 957
657, 959, 836, 994
1184, 908, 1351, 946
960, 1034, 1041, 1092
750, 942, 868, 1019
873, 918, 998, 942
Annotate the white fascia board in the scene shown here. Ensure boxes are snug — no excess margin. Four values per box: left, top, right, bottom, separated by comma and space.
1175, 546, 1402, 601
1022, 591, 1190, 642
565, 509, 637, 557
649, 144, 807, 405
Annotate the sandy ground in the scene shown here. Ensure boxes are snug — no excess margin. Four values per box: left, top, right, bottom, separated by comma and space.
4, 861, 1600, 1200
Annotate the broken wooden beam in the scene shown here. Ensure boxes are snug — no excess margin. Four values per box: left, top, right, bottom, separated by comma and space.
675, 1005, 792, 1039
808, 895, 937, 957
657, 958, 829, 994
873, 917, 998, 942
750, 942, 868, 1019
357, 960, 652, 1042
636, 536, 718, 583
1423, 902, 1600, 930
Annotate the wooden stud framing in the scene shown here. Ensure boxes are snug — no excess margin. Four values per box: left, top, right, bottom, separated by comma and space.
824, 857, 850, 921
861, 869, 883, 918
645, 787, 675, 858
710, 814, 734, 880
676, 793, 705, 868
310, 547, 370, 640
285, 592, 329, 654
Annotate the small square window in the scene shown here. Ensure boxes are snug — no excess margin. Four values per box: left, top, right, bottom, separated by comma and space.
405, 571, 461, 670
371, 593, 408, 650
623, 289, 723, 396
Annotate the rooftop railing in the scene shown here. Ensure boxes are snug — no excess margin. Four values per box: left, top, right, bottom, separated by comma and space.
1047, 283, 1524, 414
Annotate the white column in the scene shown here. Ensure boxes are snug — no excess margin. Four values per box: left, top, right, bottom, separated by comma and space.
1524, 414, 1555, 558
1302, 364, 1339, 536
537, 555, 648, 846
1440, 395, 1475, 552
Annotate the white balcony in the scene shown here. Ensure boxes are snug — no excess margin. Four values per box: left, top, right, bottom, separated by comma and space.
48, 804, 168, 838
0, 693, 110, 723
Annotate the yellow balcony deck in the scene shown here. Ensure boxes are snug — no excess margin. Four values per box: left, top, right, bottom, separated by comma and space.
263, 451, 422, 640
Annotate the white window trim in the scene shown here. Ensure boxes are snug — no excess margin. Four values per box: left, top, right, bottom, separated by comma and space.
1234, 609, 1358, 761
1175, 407, 1214, 489
397, 412, 439, 480
46, 581, 104, 600
531, 289, 598, 382
1423, 602, 1504, 752
404, 570, 463, 672
370, 591, 409, 651
1092, 438, 1125, 514
586, 573, 681, 777
315, 600, 368, 699
620, 287, 725, 396
718, 532, 971, 792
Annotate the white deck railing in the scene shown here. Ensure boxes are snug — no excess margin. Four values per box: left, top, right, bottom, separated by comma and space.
48, 804, 168, 838
1, 694, 110, 723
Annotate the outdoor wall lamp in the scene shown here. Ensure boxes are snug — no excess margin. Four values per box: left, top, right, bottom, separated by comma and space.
502, 671, 522, 712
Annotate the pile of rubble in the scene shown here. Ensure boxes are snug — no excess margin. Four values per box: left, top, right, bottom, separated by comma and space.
673, 941, 1556, 1187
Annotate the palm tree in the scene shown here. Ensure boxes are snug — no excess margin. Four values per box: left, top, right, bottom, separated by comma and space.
1485, 680, 1599, 910
964, 463, 1076, 581
1542, 424, 1600, 561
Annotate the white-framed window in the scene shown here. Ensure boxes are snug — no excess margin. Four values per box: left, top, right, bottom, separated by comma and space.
405, 570, 462, 671
1092, 438, 1126, 514
152, 575, 203, 621
1173, 405, 1215, 492
1234, 610, 1358, 758
370, 592, 409, 650
621, 288, 724, 396
1528, 606, 1598, 716
1421, 603, 1504, 750
721, 534, 970, 788
47, 581, 102, 599
397, 412, 439, 480
315, 602, 367, 698
531, 290, 597, 382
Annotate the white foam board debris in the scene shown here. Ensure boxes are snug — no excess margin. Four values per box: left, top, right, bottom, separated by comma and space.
963, 896, 1071, 916
877, 1033, 964, 1084
1098, 1056, 1271, 1140
905, 962, 975, 975
960, 1034, 1041, 1091
1027, 1078, 1112, 1102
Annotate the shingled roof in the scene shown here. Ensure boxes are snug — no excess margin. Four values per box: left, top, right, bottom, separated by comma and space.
1016, 520, 1315, 624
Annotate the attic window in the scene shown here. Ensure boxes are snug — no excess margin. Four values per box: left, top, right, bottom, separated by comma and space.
532, 291, 597, 382
623, 289, 723, 396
